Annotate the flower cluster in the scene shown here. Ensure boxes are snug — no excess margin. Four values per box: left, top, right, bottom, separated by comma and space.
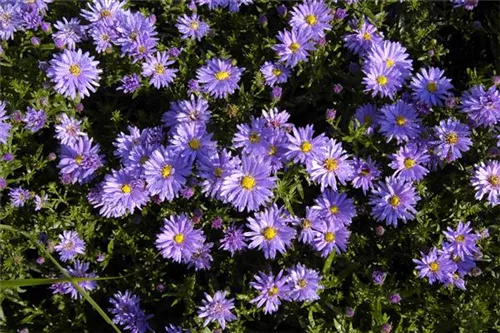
109, 291, 153, 333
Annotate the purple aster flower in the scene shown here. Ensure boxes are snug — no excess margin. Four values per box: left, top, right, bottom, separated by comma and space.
117, 74, 141, 94
379, 101, 421, 144
362, 63, 402, 99
389, 293, 401, 304
325, 108, 336, 121
162, 95, 211, 129
471, 160, 500, 206
272, 86, 283, 100
143, 146, 192, 202
52, 260, 97, 299
285, 124, 327, 165
58, 136, 104, 184
410, 67, 453, 107
343, 19, 383, 56
197, 148, 238, 200
354, 104, 379, 135
264, 129, 289, 173
431, 118, 472, 162
220, 155, 277, 212
372, 270, 387, 285
115, 12, 158, 60
54, 230, 86, 262
451, 0, 478, 11
176, 13, 209, 41
170, 123, 216, 162
141, 51, 177, 89
196, 58, 244, 99
109, 290, 153, 333
0, 178, 7, 190
307, 139, 353, 190
55, 113, 84, 145
260, 61, 290, 87
381, 323, 393, 333
0, 2, 21, 41
346, 307, 355, 317
272, 29, 316, 68
187, 241, 213, 271
262, 108, 292, 129
220, 223, 247, 256
289, 0, 333, 40
2, 153, 13, 162
313, 190, 356, 226
389, 144, 430, 181
369, 177, 420, 227
0, 101, 12, 144
285, 264, 322, 302
244, 205, 296, 259
233, 117, 273, 155
52, 18, 85, 50
197, 291, 237, 330
250, 270, 288, 314
9, 187, 31, 207
442, 221, 479, 259
88, 22, 116, 53
455, 255, 476, 276
155, 214, 205, 263
295, 207, 323, 244
81, 0, 126, 23
413, 248, 456, 284
459, 85, 500, 127
47, 49, 102, 100
312, 220, 350, 257
165, 324, 184, 333
31, 36, 41, 46
23, 107, 46, 132
351, 156, 381, 194
168, 47, 181, 58
365, 40, 413, 80
34, 193, 48, 210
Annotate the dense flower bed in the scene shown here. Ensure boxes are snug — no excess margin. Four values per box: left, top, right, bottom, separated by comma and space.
1, 0, 500, 332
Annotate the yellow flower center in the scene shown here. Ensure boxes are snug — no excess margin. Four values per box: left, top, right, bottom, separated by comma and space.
162, 165, 173, 178
215, 71, 230, 81
241, 175, 256, 190
100, 9, 112, 18
324, 232, 335, 243
324, 158, 338, 171
173, 233, 185, 244
289, 42, 300, 53
267, 285, 279, 296
75, 155, 83, 165
302, 219, 311, 229
214, 167, 223, 178
249, 132, 260, 143
190, 21, 199, 30
396, 116, 407, 126
272, 68, 282, 76
456, 234, 465, 242
69, 64, 81, 76
389, 195, 400, 207
305, 14, 317, 25
404, 158, 415, 169
488, 175, 499, 186
138, 45, 146, 53
300, 141, 312, 153
298, 278, 308, 288
427, 82, 437, 92
429, 261, 439, 272
121, 184, 132, 194
363, 32, 372, 40
155, 64, 165, 75
386, 59, 395, 68
360, 167, 371, 176
329, 205, 339, 214
188, 138, 201, 150
262, 226, 277, 240
376, 75, 388, 86
269, 145, 277, 156
445, 132, 458, 145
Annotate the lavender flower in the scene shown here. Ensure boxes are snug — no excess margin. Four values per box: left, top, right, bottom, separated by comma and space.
389, 145, 430, 181
379, 101, 421, 144
354, 103, 379, 135
260, 61, 290, 87
312, 220, 351, 257
289, 0, 333, 40
351, 157, 381, 194
176, 13, 210, 41
54, 231, 86, 262
285, 124, 327, 165
51, 261, 97, 299
58, 136, 104, 184
413, 248, 456, 284
285, 264, 322, 302
220, 224, 247, 256
365, 41, 413, 80
410, 67, 453, 107
432, 118, 472, 161
471, 160, 500, 206
197, 148, 238, 199
117, 74, 141, 94
23, 107, 46, 132
55, 113, 84, 145
442, 221, 479, 259
170, 123, 216, 162
0, 101, 12, 144
343, 19, 383, 56
52, 17, 85, 50
162, 95, 211, 129
9, 187, 31, 207
296, 207, 323, 244
313, 190, 357, 226
141, 51, 177, 89
233, 117, 272, 155
196, 58, 244, 98
272, 29, 316, 68
362, 63, 402, 99
197, 291, 237, 330
459, 85, 500, 127
250, 270, 288, 314
109, 290, 153, 333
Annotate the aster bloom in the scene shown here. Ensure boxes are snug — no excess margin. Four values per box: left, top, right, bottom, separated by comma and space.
471, 160, 500, 206
312, 190, 357, 226
141, 51, 177, 89
176, 13, 210, 41
47, 49, 102, 99
262, 108, 292, 130
0, 2, 21, 41
197, 291, 237, 330
143, 146, 192, 201
52, 260, 97, 299
389, 144, 430, 181
9, 187, 31, 207
413, 248, 456, 284
451, 0, 479, 11
115, 12, 158, 60
34, 194, 48, 211
264, 130, 289, 173
196, 58, 244, 99
442, 221, 479, 259
58, 136, 104, 184
312, 220, 351, 257
365, 41, 413, 80
187, 241, 213, 271
197, 148, 239, 199
233, 117, 273, 155
272, 29, 316, 68
362, 63, 402, 99
379, 101, 421, 144
155, 214, 205, 263
369, 177, 420, 227
162, 95, 211, 129
260, 61, 290, 87
244, 205, 296, 259
289, 0, 333, 40
55, 113, 84, 145
307, 139, 353, 190
117, 74, 141, 94
109, 290, 152, 333
52, 17, 85, 50
410, 67, 453, 107
170, 123, 216, 162
81, 0, 127, 23
220, 155, 277, 212
372, 270, 387, 285
354, 103, 379, 135
389, 293, 402, 304
0, 101, 12, 144
220, 224, 247, 256
343, 19, 383, 56
351, 157, 381, 194
250, 270, 288, 314
23, 107, 46, 132
296, 207, 323, 244
54, 230, 86, 262
285, 264, 322, 302
459, 85, 500, 127
285, 125, 327, 165
432, 118, 472, 161
88, 22, 116, 53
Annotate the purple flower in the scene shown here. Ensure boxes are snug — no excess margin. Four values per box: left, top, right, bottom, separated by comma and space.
155, 214, 205, 263
47, 49, 102, 99
250, 270, 288, 314
346, 307, 355, 317
262, 108, 292, 129
9, 187, 31, 207
165, 324, 184, 333
23, 107, 46, 132
442, 221, 479, 259
176, 13, 209, 41
285, 124, 327, 165
260, 61, 290, 87
220, 155, 277, 212
289, 0, 333, 40
117, 74, 141, 94
381, 323, 393, 333
197, 148, 238, 199
431, 118, 472, 162
285, 264, 322, 302
0, 2, 21, 41
88, 22, 116, 53
244, 205, 296, 259
233, 117, 272, 155
58, 136, 104, 184
410, 67, 453, 107
296, 207, 323, 244
389, 144, 430, 181
369, 177, 420, 227
115, 12, 158, 61
54, 230, 86, 262
362, 63, 402, 99
51, 261, 97, 299
272, 86, 283, 100
0, 178, 6, 190
413, 248, 456, 284
2, 153, 13, 162
372, 270, 387, 285
471, 160, 500, 206
197, 291, 237, 330
141, 51, 177, 89
34, 194, 48, 211
351, 157, 381, 194
55, 113, 84, 145
312, 220, 351, 257
109, 290, 152, 333
81, 0, 126, 23
354, 103, 379, 135
272, 29, 316, 68
451, 0, 479, 11
0, 101, 12, 144
343, 19, 383, 56
379, 101, 421, 144
196, 58, 244, 98
187, 241, 213, 271
388, 293, 401, 304
220, 224, 247, 256
170, 123, 216, 162
459, 85, 500, 127
313, 190, 357, 226
52, 18, 85, 50
162, 95, 211, 129
365, 41, 413, 80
